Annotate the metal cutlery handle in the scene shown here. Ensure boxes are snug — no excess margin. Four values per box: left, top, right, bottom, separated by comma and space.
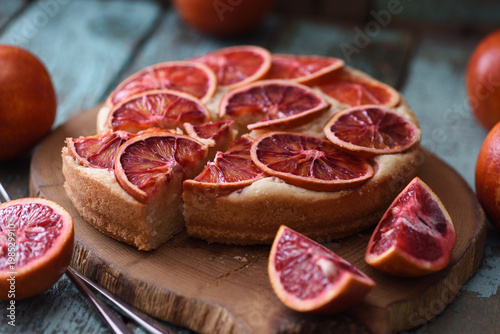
66, 267, 134, 334
69, 268, 175, 334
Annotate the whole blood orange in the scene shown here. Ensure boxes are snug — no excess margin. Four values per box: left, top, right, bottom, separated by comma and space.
268, 225, 375, 314
475, 122, 500, 229
0, 45, 57, 161
0, 198, 74, 300
171, 0, 274, 37
466, 29, 500, 130
365, 177, 456, 277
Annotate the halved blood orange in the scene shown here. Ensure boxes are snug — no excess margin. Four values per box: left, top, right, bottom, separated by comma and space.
365, 177, 456, 277
316, 68, 400, 108
105, 60, 217, 107
114, 130, 208, 203
263, 54, 344, 85
190, 45, 271, 89
184, 136, 265, 192
219, 80, 329, 132
66, 131, 134, 170
268, 225, 375, 314
183, 120, 235, 151
0, 198, 74, 300
324, 105, 421, 157
250, 132, 374, 192
103, 90, 211, 134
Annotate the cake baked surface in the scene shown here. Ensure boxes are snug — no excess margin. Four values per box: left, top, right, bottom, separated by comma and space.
62, 47, 421, 250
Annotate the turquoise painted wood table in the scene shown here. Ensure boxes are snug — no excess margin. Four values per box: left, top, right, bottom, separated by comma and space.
0, 0, 499, 333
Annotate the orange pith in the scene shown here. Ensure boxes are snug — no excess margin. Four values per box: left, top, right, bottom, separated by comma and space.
264, 54, 344, 84
220, 80, 329, 132
67, 131, 133, 169
106, 90, 211, 134
268, 226, 375, 313
250, 132, 374, 192
317, 68, 400, 108
190, 45, 271, 89
365, 177, 456, 277
324, 105, 421, 157
114, 131, 208, 203
106, 60, 217, 107
184, 136, 264, 192
0, 198, 74, 300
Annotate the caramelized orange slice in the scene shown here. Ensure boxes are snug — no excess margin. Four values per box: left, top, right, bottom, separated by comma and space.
250, 132, 374, 192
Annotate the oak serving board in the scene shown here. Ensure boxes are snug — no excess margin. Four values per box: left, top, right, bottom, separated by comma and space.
29, 105, 486, 334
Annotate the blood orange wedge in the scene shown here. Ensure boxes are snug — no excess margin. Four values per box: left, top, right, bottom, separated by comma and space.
183, 120, 235, 151
0, 198, 74, 300
365, 177, 456, 277
268, 225, 375, 314
263, 54, 344, 85
220, 80, 329, 132
190, 45, 271, 89
105, 61, 217, 108
316, 68, 400, 108
103, 90, 211, 134
184, 136, 265, 192
250, 132, 374, 192
66, 131, 134, 170
114, 130, 209, 203
324, 105, 421, 157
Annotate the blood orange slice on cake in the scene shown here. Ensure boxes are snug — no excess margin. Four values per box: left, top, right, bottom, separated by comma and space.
184, 136, 265, 192
114, 130, 209, 203
0, 198, 74, 300
324, 105, 421, 157
220, 80, 329, 132
268, 225, 375, 314
365, 177, 456, 277
317, 68, 400, 108
66, 131, 134, 169
105, 61, 217, 107
250, 132, 374, 191
190, 45, 271, 89
103, 90, 211, 134
264, 54, 344, 85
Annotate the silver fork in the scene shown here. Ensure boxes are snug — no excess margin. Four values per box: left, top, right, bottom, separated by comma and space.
0, 182, 174, 334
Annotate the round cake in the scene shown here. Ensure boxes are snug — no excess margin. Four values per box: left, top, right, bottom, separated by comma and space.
62, 46, 421, 250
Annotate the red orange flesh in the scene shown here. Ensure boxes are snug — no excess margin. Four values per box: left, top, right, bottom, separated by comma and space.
268, 225, 375, 314
0, 198, 74, 300
365, 177, 456, 277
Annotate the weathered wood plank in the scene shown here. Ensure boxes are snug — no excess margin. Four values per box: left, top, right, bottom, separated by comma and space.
372, 0, 500, 32
0, 0, 27, 30
0, 0, 162, 127
264, 18, 413, 88
102, 10, 284, 95
401, 30, 486, 188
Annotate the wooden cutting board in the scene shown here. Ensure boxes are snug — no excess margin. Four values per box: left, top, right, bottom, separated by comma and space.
29, 105, 486, 334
